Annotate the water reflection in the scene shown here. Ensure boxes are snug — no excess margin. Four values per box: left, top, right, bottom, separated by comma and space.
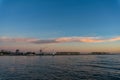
0, 55, 120, 80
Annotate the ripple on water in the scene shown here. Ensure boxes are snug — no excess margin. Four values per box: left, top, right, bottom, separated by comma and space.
0, 55, 120, 80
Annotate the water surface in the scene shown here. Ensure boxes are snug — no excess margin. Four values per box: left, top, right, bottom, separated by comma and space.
0, 55, 120, 80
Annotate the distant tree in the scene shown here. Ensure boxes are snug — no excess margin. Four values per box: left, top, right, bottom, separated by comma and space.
39, 49, 44, 55
1, 50, 4, 52
15, 49, 20, 55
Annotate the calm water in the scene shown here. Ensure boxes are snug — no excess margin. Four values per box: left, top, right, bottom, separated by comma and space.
0, 55, 120, 80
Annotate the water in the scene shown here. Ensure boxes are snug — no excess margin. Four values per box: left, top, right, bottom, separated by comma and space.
0, 55, 120, 80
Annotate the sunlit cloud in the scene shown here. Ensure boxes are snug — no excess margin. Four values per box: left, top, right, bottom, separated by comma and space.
55, 37, 105, 43
0, 36, 39, 43
0, 36, 120, 44
108, 37, 120, 42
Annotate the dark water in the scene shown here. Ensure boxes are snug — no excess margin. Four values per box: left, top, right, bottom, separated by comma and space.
0, 55, 120, 80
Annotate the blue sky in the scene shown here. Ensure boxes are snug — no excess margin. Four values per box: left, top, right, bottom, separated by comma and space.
0, 0, 120, 52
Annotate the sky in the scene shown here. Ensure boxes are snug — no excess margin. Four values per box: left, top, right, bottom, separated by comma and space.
0, 0, 120, 53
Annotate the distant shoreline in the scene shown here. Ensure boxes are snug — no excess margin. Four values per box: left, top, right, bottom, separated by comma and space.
0, 50, 119, 56
0, 54, 120, 56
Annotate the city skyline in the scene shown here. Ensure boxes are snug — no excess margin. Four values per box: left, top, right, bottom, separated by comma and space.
0, 0, 120, 53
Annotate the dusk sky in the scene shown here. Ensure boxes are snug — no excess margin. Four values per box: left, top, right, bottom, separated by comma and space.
0, 0, 120, 53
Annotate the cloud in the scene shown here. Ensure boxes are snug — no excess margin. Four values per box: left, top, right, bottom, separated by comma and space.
55, 37, 105, 43
0, 36, 120, 44
31, 40, 58, 44
108, 37, 120, 42
0, 37, 39, 43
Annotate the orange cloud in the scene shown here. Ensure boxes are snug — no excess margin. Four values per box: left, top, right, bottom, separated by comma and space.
108, 37, 120, 42
55, 37, 105, 43
0, 36, 120, 44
